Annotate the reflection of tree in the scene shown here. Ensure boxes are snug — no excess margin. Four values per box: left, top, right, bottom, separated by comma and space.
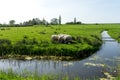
53, 61, 57, 69
5, 59, 71, 77
34, 60, 38, 75
8, 59, 22, 71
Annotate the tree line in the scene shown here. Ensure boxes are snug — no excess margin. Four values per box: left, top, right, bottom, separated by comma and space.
0, 16, 82, 27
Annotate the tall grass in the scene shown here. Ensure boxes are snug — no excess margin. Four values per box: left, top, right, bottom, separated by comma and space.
0, 37, 101, 59
0, 69, 80, 80
1, 68, 120, 80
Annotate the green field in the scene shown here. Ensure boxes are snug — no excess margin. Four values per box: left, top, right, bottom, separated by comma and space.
0, 24, 120, 59
0, 25, 102, 42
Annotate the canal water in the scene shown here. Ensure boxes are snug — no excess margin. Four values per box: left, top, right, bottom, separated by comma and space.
0, 31, 120, 79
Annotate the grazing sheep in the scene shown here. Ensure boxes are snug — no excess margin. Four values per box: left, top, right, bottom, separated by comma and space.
51, 34, 72, 44
58, 34, 72, 43
58, 34, 65, 43
51, 35, 59, 42
63, 35, 72, 43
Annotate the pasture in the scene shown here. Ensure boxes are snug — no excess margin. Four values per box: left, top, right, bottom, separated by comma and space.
0, 24, 120, 59
0, 25, 102, 43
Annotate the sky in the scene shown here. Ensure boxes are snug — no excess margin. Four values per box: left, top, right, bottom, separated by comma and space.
0, 0, 120, 24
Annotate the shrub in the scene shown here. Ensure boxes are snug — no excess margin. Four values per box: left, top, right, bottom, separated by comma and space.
16, 38, 38, 45
0, 39, 12, 56
0, 28, 5, 30
23, 35, 28, 39
40, 41, 49, 47
75, 36, 83, 43
13, 44, 33, 55
0, 39, 11, 45
30, 38, 38, 45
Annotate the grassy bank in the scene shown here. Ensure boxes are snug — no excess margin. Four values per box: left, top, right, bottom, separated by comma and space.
0, 24, 120, 59
0, 24, 103, 59
1, 24, 120, 59
107, 27, 120, 42
0, 69, 120, 80
0, 69, 80, 80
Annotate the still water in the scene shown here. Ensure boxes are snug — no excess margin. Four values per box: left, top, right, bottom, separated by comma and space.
0, 31, 120, 79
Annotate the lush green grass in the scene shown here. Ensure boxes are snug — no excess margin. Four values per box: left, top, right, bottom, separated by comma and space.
0, 24, 120, 59
0, 69, 120, 80
107, 27, 120, 42
0, 69, 80, 80
1, 24, 119, 43
0, 25, 102, 43
0, 24, 103, 59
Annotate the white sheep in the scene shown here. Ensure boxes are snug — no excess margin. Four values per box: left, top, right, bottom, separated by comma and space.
51, 35, 58, 42
51, 34, 72, 44
58, 34, 65, 43
58, 34, 72, 43
63, 35, 72, 43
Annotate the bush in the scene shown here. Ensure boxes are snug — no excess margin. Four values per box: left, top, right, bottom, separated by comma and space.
0, 39, 11, 45
0, 37, 101, 59
13, 44, 33, 55
0, 39, 12, 56
16, 38, 38, 45
75, 36, 83, 43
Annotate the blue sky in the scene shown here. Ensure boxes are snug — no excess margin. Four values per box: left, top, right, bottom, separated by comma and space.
0, 0, 120, 23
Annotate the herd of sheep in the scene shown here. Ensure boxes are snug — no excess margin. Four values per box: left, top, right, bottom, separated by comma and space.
51, 34, 72, 44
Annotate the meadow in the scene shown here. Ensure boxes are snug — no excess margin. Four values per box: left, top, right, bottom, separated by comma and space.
0, 24, 120, 59
0, 24, 102, 59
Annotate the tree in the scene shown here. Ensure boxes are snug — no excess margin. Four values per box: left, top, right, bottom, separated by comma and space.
32, 18, 41, 25
9, 20, 15, 26
59, 15, 61, 25
76, 21, 82, 24
50, 18, 59, 25
74, 17, 76, 24
0, 24, 2, 27
35, 18, 41, 25
41, 18, 47, 25
66, 21, 82, 25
